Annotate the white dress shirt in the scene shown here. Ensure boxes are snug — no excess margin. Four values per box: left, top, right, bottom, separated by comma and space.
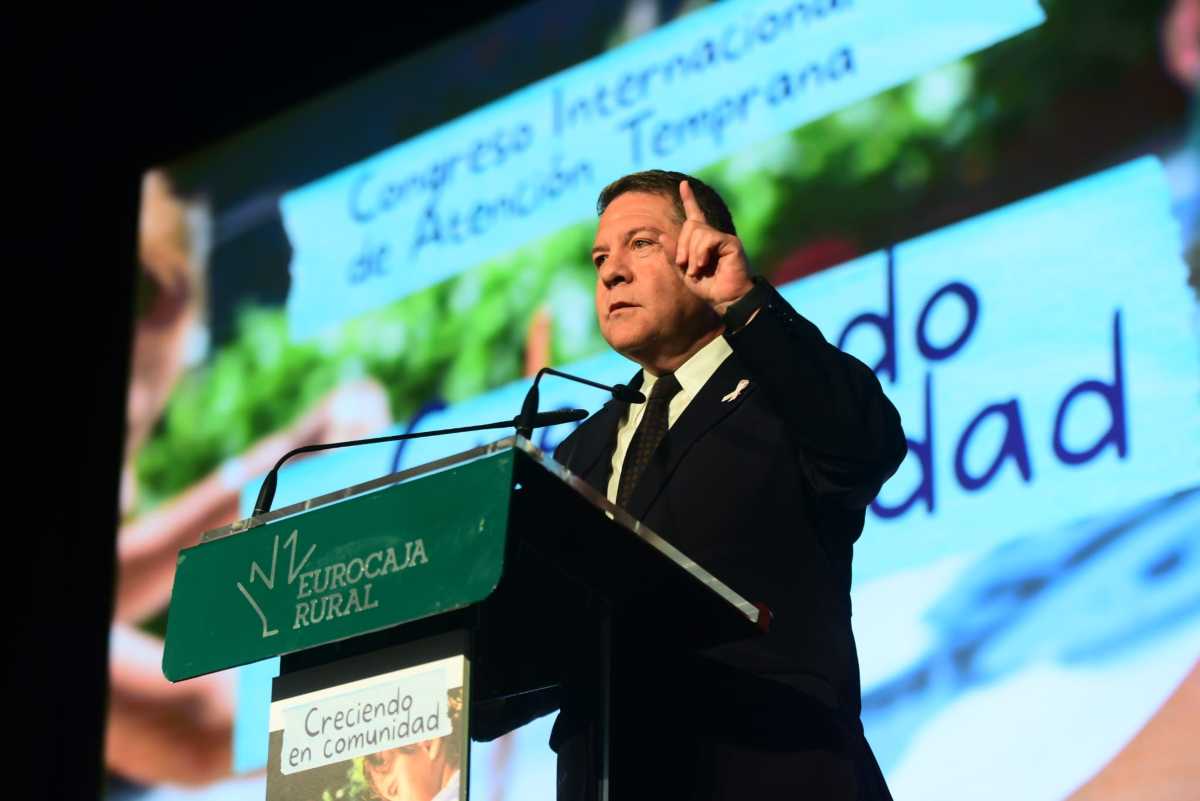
606, 334, 734, 504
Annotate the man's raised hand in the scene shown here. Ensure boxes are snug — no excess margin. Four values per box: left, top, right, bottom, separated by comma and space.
673, 180, 754, 315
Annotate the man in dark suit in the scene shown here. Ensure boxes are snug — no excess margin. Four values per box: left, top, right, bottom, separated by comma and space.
549, 170, 906, 800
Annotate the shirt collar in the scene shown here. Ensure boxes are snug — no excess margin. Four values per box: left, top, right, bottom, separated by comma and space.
640, 333, 733, 399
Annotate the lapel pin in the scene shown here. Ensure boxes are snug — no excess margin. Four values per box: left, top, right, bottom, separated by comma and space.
722, 378, 750, 403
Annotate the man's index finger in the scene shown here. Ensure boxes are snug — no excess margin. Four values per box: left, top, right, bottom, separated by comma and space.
680, 180, 708, 223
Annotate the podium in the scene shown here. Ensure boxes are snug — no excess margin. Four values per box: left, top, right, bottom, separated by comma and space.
164, 437, 765, 799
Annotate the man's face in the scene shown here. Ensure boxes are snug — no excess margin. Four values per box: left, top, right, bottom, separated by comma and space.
591, 191, 716, 369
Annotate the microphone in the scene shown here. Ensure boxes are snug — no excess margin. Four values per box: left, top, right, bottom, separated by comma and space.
515, 367, 646, 439
251, 408, 587, 518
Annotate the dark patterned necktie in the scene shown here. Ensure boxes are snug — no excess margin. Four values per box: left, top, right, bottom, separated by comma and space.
616, 373, 682, 510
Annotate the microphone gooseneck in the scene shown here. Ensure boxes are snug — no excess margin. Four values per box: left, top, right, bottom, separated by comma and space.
251, 408, 587, 518
515, 367, 646, 439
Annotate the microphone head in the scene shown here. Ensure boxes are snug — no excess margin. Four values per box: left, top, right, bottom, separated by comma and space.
536, 408, 588, 425
513, 408, 589, 430
612, 383, 646, 404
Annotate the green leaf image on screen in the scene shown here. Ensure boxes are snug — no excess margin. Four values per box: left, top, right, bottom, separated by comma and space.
135, 221, 602, 509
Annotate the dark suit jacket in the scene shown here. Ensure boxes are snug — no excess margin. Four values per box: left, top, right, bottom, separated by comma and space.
551, 281, 906, 798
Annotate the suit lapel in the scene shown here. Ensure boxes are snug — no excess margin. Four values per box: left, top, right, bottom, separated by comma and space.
625, 353, 756, 521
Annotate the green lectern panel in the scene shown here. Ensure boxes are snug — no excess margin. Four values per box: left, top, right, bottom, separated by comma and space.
163, 448, 515, 681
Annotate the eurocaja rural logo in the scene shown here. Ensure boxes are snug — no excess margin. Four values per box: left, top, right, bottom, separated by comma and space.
237, 529, 430, 638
